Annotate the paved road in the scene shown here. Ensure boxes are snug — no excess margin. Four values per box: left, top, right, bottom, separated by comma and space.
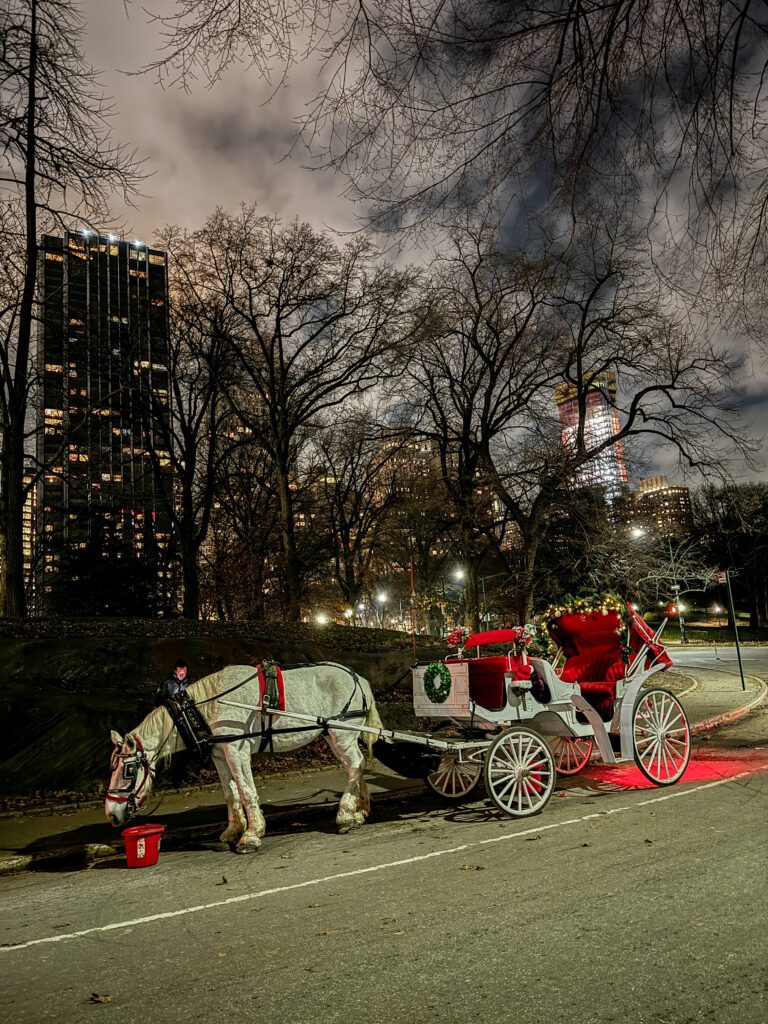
2, 710, 767, 1024
671, 645, 768, 679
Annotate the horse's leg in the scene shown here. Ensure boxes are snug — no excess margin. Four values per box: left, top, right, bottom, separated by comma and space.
221, 743, 266, 854
211, 746, 246, 845
325, 729, 370, 833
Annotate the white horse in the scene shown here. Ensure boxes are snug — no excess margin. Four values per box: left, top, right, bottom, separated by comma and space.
105, 663, 383, 853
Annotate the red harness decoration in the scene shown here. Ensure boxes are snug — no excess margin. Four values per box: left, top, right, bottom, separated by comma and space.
258, 663, 286, 711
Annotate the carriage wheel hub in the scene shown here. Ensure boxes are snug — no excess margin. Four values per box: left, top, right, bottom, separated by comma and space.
515, 766, 530, 780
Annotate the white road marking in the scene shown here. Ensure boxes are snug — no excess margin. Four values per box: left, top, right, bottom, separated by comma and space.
1, 770, 759, 954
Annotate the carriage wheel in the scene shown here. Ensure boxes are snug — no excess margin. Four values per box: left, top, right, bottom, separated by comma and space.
632, 688, 691, 786
484, 727, 556, 818
424, 754, 483, 802
550, 736, 594, 776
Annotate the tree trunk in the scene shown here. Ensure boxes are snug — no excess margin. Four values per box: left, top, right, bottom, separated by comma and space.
276, 466, 301, 622
2, 1, 38, 619
464, 559, 480, 633
180, 539, 200, 619
1, 437, 26, 617
519, 528, 541, 622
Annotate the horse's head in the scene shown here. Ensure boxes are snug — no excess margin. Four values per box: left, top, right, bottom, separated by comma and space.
105, 729, 156, 826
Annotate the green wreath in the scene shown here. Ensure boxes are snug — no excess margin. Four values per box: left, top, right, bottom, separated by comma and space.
424, 662, 452, 704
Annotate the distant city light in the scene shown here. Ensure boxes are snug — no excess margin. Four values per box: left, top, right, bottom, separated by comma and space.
376, 592, 388, 603
630, 527, 645, 538
713, 604, 722, 614
108, 234, 116, 241
677, 602, 686, 613
631, 603, 640, 611
454, 568, 465, 580
357, 603, 365, 612
343, 609, 353, 618
134, 239, 144, 246
316, 613, 328, 625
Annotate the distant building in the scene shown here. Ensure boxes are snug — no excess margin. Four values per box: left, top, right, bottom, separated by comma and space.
555, 371, 628, 502
22, 461, 38, 606
36, 231, 172, 601
628, 475, 693, 540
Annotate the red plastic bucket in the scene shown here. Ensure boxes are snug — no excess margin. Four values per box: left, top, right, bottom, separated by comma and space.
122, 825, 166, 868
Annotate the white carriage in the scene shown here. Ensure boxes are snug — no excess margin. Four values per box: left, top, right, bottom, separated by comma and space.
382, 602, 692, 818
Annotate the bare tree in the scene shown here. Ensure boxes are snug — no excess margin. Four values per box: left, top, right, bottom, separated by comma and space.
403, 215, 753, 620
693, 482, 768, 628
403, 221, 559, 628
0, 0, 143, 616
314, 409, 404, 610
202, 445, 280, 621
146, 2, 768, 252
144, 228, 250, 619
170, 207, 416, 621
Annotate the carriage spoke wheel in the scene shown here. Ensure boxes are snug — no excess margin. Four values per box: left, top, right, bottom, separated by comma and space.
550, 736, 594, 776
425, 754, 483, 802
484, 727, 556, 818
632, 688, 691, 786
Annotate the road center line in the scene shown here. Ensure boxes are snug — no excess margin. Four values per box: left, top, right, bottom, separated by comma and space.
0, 771, 757, 953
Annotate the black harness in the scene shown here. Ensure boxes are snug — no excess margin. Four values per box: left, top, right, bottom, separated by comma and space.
165, 662, 369, 757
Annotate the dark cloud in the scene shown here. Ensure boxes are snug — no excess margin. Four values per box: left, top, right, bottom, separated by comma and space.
83, 1, 358, 239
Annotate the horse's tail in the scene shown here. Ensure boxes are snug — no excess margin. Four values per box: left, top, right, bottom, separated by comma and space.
362, 697, 384, 766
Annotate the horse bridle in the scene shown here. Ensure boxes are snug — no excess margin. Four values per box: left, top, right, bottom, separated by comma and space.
107, 735, 155, 819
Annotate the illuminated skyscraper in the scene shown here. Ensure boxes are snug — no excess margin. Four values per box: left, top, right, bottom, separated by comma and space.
631, 475, 693, 540
37, 231, 172, 600
554, 371, 628, 502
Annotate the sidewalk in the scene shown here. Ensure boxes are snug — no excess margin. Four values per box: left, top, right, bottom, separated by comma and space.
1, 667, 765, 875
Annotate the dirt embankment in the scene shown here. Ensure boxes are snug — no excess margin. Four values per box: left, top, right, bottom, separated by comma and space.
0, 620, 443, 803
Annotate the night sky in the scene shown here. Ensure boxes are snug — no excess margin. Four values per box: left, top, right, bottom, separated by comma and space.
85, 1, 767, 484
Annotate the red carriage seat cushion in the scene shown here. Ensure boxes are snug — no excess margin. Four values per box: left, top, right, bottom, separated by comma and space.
467, 657, 508, 711
577, 682, 617, 722
559, 651, 618, 684
551, 612, 625, 721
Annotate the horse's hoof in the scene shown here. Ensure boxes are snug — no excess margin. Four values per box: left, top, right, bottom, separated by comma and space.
235, 843, 260, 855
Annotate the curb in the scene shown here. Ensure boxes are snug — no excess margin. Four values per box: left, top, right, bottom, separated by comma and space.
0, 781, 426, 877
691, 677, 768, 736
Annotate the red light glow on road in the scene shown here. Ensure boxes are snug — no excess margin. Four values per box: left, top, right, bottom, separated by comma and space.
579, 751, 768, 792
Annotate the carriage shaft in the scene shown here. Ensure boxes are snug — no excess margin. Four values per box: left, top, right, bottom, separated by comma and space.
216, 698, 484, 755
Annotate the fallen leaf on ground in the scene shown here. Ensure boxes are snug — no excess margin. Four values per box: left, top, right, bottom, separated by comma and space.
460, 863, 485, 871
554, 790, 567, 798
316, 929, 338, 937
393, 929, 405, 935
89, 994, 112, 1004
644, 838, 653, 844
308, 902, 322, 908
581, 842, 591, 848
525, 835, 540, 842
215, 876, 228, 886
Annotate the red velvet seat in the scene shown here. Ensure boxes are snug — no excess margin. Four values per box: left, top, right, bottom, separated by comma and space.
466, 656, 509, 711
551, 612, 625, 721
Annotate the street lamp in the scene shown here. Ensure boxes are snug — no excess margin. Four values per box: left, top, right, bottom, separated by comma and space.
316, 613, 328, 625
